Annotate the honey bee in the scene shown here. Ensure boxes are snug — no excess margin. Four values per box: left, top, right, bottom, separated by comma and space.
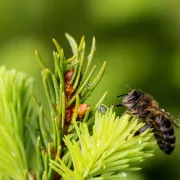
115, 89, 180, 155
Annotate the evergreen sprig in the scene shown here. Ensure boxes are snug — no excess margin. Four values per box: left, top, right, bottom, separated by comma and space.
35, 34, 107, 179
49, 96, 156, 180
0, 34, 157, 180
35, 34, 157, 179
0, 66, 36, 180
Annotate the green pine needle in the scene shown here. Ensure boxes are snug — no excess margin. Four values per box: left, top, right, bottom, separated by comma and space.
50, 105, 157, 179
0, 66, 36, 180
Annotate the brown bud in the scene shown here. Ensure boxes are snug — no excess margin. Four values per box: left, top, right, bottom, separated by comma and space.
65, 69, 73, 83
65, 83, 74, 96
76, 104, 89, 119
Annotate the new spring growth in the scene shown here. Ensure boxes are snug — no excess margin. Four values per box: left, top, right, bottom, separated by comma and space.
0, 66, 35, 180
50, 103, 157, 180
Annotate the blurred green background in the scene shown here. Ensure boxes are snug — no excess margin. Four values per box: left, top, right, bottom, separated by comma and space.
0, 0, 180, 179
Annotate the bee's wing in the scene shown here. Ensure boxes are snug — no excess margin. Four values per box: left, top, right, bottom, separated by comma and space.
161, 109, 180, 128
171, 119, 180, 128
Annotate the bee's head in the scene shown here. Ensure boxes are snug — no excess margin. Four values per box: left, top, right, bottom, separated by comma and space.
120, 89, 142, 108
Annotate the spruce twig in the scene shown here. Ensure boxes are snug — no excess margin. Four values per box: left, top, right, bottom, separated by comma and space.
0, 66, 37, 180
35, 34, 157, 179
50, 105, 156, 179
0, 34, 157, 180
35, 34, 108, 179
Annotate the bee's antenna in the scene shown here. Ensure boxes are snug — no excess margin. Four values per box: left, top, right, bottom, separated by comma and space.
117, 94, 127, 98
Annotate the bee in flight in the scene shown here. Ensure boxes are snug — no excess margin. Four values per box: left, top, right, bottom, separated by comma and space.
115, 89, 180, 155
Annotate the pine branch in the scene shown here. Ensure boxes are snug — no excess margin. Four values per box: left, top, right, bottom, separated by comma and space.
50, 98, 157, 180
0, 66, 37, 180
0, 33, 157, 180
35, 34, 157, 180
35, 34, 107, 179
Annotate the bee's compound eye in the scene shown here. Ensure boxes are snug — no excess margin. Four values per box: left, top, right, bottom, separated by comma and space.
131, 90, 141, 99
135, 91, 141, 97
125, 91, 140, 103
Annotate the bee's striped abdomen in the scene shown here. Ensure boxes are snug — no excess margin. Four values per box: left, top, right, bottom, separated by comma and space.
152, 114, 175, 155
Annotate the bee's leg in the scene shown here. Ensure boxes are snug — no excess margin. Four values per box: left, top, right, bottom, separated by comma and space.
134, 122, 151, 136
131, 110, 150, 118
